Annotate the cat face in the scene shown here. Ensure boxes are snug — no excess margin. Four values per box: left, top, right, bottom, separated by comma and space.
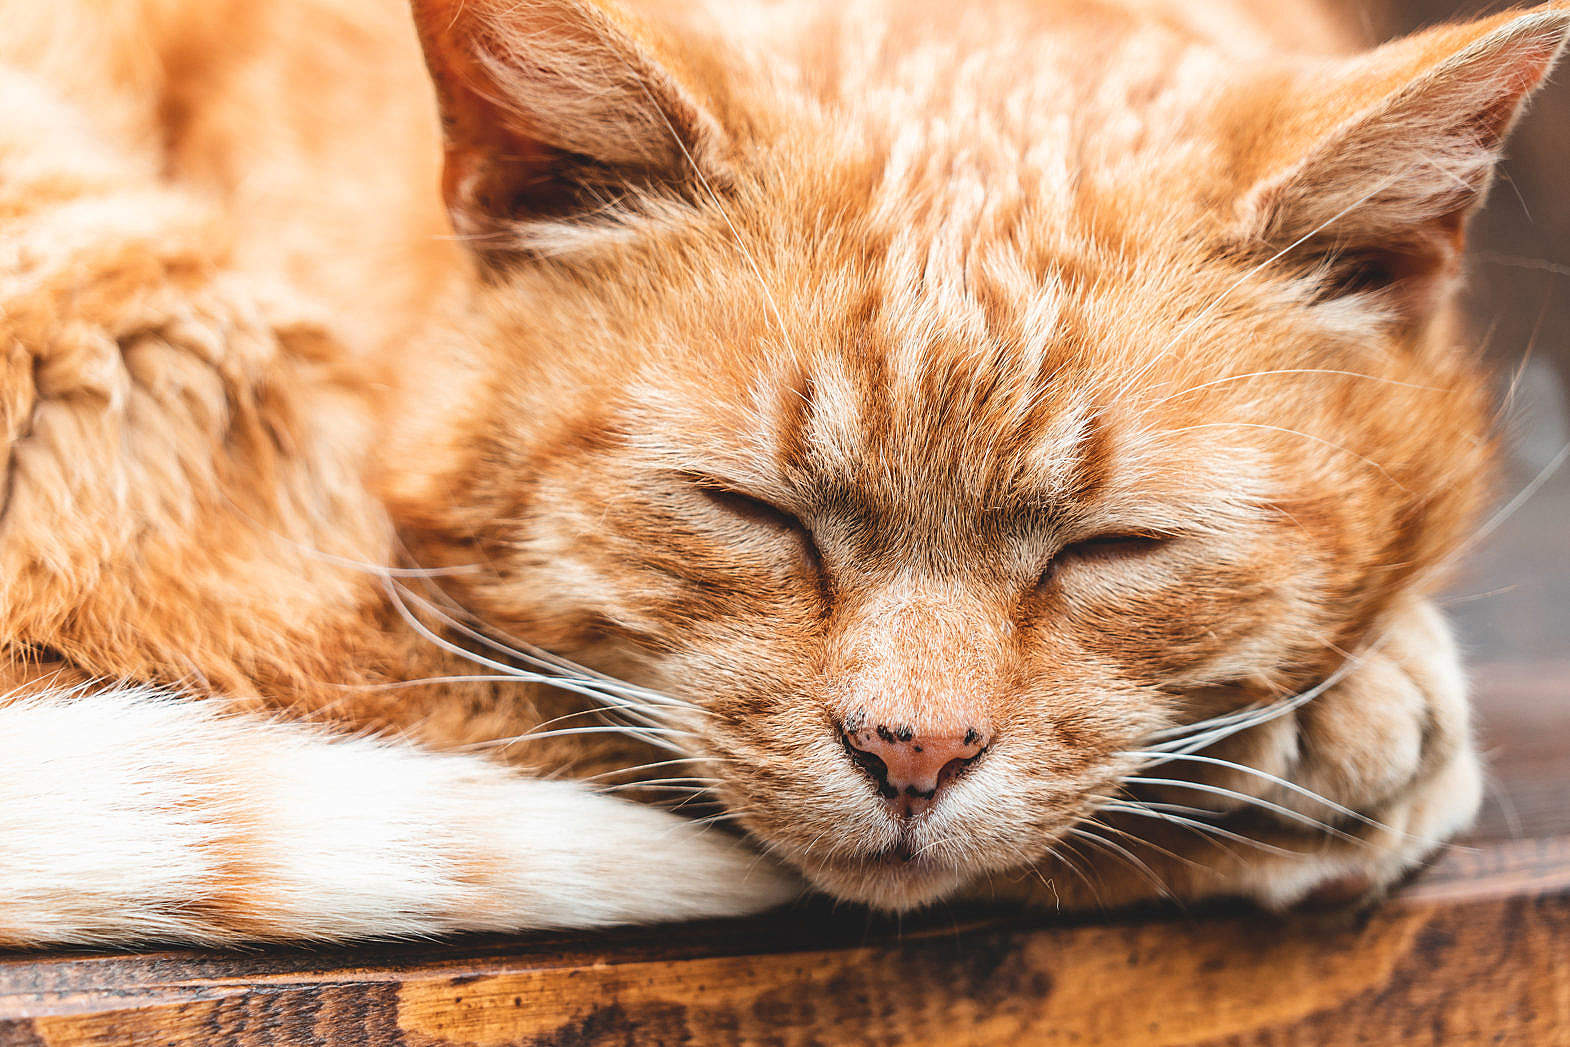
432, 245, 1485, 907
392, 0, 1563, 906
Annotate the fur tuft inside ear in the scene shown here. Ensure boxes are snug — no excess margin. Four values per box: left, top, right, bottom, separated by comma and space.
1233, 6, 1570, 322
410, 0, 728, 261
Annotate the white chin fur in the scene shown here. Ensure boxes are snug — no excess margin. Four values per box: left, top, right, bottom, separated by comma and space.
798, 854, 973, 912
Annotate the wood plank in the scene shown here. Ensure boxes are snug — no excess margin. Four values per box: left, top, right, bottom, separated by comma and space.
2, 836, 1567, 1046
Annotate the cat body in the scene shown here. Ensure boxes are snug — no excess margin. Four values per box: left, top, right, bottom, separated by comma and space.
0, 0, 1562, 945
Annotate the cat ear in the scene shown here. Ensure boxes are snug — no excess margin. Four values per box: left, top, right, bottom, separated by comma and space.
1233, 7, 1570, 322
411, 0, 727, 260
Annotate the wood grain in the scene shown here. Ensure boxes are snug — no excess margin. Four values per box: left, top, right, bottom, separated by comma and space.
2, 836, 1568, 1046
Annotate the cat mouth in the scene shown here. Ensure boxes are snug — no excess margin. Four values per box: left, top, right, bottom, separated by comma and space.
798, 842, 974, 910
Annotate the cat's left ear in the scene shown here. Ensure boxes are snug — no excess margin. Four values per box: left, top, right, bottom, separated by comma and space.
1231, 6, 1570, 323
410, 0, 729, 261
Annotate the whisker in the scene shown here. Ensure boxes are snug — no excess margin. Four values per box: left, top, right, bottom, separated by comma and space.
382, 581, 691, 747
1100, 802, 1299, 857
602, 780, 721, 795
1142, 699, 1282, 742
1051, 834, 1109, 905
1121, 776, 1361, 843
1117, 750, 1393, 833
580, 757, 730, 783
1038, 841, 1100, 907
1063, 825, 1174, 899
1139, 800, 1241, 819
392, 581, 700, 717
521, 703, 695, 738
1149, 367, 1442, 406
397, 579, 664, 692
1081, 811, 1206, 871
462, 723, 697, 754
323, 674, 546, 693
688, 810, 756, 829
1141, 658, 1365, 755
1458, 440, 1570, 551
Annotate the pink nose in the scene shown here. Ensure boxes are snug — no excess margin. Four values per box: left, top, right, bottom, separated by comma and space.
842, 721, 993, 818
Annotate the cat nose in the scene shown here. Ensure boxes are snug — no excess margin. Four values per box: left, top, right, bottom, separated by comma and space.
841, 722, 993, 818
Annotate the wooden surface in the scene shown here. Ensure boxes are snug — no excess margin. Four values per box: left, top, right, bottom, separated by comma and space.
1, 662, 1567, 1047
1, 841, 1567, 1046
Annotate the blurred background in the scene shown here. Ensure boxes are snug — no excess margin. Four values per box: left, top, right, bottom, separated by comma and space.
1339, 0, 1569, 839
1367, 0, 1569, 661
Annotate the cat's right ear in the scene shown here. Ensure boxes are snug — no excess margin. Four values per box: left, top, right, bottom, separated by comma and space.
1226, 6, 1570, 326
410, 0, 729, 262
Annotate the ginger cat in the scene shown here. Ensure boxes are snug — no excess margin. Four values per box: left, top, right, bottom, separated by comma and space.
0, 0, 1563, 946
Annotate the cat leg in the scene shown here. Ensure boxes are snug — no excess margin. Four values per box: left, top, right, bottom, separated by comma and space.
0, 684, 796, 947
0, 65, 397, 696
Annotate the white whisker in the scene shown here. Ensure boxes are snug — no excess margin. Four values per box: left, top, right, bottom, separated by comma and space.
1100, 802, 1299, 857
1116, 750, 1390, 832
1149, 368, 1442, 406
1081, 815, 1204, 872
1063, 825, 1174, 899
392, 581, 698, 716
464, 723, 697, 753
381, 581, 692, 749
1121, 776, 1360, 843
581, 757, 729, 783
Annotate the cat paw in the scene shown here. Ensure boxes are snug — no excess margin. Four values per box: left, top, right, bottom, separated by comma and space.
1199, 597, 1482, 909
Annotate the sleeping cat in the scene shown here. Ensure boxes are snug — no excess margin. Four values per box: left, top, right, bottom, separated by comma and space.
0, 0, 1562, 946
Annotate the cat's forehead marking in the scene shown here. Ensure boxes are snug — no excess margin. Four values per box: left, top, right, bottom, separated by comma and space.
795, 352, 868, 482
764, 337, 1109, 515
626, 3, 1301, 512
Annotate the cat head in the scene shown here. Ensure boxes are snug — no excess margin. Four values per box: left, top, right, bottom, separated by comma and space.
388, 0, 1567, 907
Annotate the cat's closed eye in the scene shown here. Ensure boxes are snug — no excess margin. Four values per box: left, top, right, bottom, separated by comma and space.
1036, 531, 1171, 590
694, 481, 825, 573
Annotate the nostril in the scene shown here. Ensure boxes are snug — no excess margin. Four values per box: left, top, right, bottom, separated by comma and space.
841, 735, 897, 798
936, 754, 976, 792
